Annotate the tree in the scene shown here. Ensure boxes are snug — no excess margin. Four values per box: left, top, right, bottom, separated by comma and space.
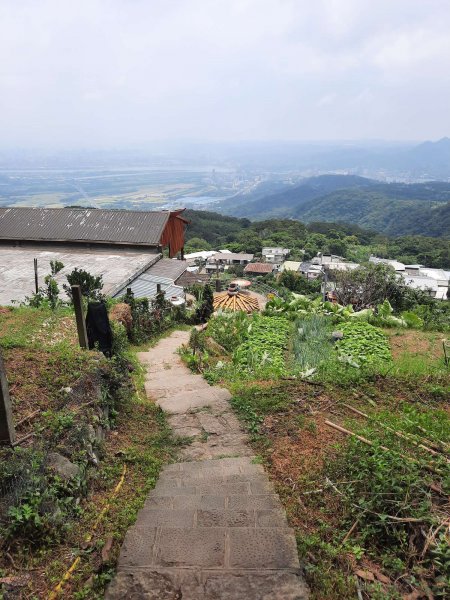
332, 263, 433, 312
25, 260, 64, 309
184, 237, 211, 253
278, 271, 321, 295
63, 268, 104, 302
194, 284, 214, 323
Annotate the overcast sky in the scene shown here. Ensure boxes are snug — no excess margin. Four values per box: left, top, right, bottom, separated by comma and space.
1, 0, 449, 147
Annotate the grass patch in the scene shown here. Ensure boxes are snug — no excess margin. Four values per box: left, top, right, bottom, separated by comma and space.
224, 372, 450, 599
0, 309, 181, 598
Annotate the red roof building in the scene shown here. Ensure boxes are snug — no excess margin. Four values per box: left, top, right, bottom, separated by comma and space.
243, 262, 274, 275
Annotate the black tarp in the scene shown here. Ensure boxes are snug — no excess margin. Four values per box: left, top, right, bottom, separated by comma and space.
86, 302, 112, 356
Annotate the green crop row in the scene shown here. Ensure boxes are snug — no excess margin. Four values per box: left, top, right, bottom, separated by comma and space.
232, 315, 290, 376
336, 321, 392, 368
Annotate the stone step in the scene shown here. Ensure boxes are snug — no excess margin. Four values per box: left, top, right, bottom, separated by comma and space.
151, 478, 275, 497
158, 469, 266, 483
156, 388, 231, 414
118, 526, 300, 570
143, 493, 282, 511
145, 372, 210, 390
106, 568, 309, 600
133, 507, 288, 529
164, 456, 256, 471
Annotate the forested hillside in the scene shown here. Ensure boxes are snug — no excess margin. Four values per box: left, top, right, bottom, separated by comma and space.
218, 175, 450, 237
184, 210, 450, 268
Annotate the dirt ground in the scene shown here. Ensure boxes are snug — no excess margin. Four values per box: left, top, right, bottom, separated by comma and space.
387, 328, 445, 361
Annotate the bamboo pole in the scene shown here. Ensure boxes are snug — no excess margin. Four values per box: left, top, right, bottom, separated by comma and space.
342, 404, 450, 462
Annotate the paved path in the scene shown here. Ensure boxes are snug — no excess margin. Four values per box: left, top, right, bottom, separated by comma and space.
106, 330, 309, 599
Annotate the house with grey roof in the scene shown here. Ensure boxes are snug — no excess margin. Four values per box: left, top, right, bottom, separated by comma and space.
0, 207, 191, 305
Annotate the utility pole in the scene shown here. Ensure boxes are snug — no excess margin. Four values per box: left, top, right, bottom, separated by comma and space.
72, 285, 88, 349
0, 351, 16, 445
320, 267, 328, 302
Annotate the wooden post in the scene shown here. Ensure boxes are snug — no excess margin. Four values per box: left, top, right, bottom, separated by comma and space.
156, 283, 161, 294
34, 258, 39, 294
0, 351, 16, 445
72, 285, 88, 349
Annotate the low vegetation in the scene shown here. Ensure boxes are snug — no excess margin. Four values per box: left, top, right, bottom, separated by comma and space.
0, 296, 191, 598
180, 293, 449, 599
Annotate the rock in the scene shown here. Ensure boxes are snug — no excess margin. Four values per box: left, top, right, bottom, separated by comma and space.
95, 425, 106, 442
47, 452, 80, 481
86, 424, 96, 443
331, 331, 343, 341
101, 535, 114, 564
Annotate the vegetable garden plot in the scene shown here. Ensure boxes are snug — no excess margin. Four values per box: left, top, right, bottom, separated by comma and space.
336, 321, 392, 369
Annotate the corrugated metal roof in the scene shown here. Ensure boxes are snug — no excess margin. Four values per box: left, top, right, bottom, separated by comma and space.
114, 273, 184, 300
113, 257, 187, 299
0, 207, 170, 246
244, 262, 274, 274
148, 258, 188, 281
280, 261, 301, 272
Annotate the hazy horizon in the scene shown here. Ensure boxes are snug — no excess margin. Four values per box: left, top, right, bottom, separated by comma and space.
1, 0, 450, 148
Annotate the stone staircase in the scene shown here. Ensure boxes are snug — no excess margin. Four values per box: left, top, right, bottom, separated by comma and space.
106, 331, 309, 599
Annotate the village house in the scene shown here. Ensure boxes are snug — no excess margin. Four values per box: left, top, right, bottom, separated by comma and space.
261, 247, 290, 264
370, 256, 449, 300
312, 253, 359, 272
243, 262, 274, 275
0, 207, 190, 305
205, 252, 254, 273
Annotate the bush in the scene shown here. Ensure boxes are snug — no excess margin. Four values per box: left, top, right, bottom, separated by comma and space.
193, 284, 214, 324
206, 311, 251, 353
63, 268, 104, 302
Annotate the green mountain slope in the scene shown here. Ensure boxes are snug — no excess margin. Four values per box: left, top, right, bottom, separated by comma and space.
295, 191, 450, 237
219, 175, 372, 218
221, 175, 450, 237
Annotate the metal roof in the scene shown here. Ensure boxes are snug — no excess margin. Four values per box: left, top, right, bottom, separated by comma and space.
113, 257, 187, 299
0, 207, 170, 246
114, 273, 184, 300
208, 252, 254, 262
147, 258, 188, 281
280, 261, 301, 272
243, 262, 274, 274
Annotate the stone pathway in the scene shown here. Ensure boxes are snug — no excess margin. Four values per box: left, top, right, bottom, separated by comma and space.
106, 330, 309, 599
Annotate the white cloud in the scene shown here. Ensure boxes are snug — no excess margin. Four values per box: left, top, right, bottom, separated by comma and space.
0, 0, 449, 145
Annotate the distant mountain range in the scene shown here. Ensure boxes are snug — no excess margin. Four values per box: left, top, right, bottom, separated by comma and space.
217, 174, 450, 238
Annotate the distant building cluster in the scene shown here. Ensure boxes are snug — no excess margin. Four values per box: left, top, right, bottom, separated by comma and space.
186, 245, 449, 301
369, 257, 450, 300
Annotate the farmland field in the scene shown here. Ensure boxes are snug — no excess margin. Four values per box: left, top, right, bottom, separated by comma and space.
0, 166, 236, 210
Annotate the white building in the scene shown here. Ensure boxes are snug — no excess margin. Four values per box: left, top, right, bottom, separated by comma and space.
416, 268, 449, 300
205, 252, 254, 273
262, 247, 290, 264
370, 256, 449, 300
369, 256, 406, 272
